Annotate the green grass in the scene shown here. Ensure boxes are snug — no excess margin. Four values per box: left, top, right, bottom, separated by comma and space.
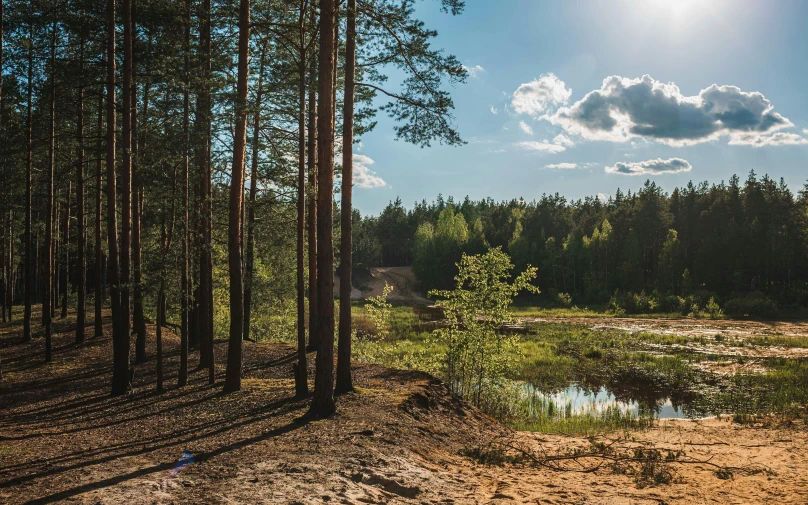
249, 303, 808, 434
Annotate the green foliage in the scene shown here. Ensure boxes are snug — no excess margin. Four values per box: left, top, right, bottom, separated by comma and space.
556, 292, 573, 308
724, 292, 779, 319
365, 283, 394, 338
426, 248, 539, 413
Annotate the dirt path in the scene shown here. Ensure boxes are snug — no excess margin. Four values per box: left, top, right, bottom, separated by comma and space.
2, 310, 807, 504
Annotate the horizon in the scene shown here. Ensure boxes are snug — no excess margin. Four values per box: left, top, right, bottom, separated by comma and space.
351, 0, 808, 215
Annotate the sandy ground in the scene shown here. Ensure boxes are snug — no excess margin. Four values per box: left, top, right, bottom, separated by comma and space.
357, 266, 433, 306
518, 316, 808, 339
2, 310, 808, 504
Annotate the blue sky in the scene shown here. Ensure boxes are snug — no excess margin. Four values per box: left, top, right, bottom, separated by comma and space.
352, 0, 808, 215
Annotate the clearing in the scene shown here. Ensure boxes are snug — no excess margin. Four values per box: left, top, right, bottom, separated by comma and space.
1, 310, 807, 504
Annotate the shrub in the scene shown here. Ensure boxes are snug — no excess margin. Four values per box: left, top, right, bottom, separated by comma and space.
428, 247, 539, 414
556, 292, 573, 308
724, 292, 778, 319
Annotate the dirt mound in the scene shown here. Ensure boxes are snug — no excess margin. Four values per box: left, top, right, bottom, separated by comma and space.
345, 266, 432, 306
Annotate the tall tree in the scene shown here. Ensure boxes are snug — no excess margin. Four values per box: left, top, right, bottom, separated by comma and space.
244, 40, 265, 345
294, 0, 309, 397
335, 0, 356, 395
195, 0, 214, 383
94, 82, 103, 338
306, 57, 318, 352
178, 0, 191, 387
75, 16, 86, 344
224, 0, 251, 393
22, 16, 33, 343
108, 0, 126, 396
131, 0, 145, 363
43, 20, 57, 362
119, 0, 133, 371
310, 0, 336, 417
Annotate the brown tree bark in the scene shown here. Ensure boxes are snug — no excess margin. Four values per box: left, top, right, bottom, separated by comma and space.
307, 56, 318, 352
75, 28, 86, 344
335, 0, 357, 395
61, 183, 70, 320
130, 0, 146, 363
120, 0, 133, 367
43, 23, 57, 362
310, 0, 337, 417
196, 0, 214, 383
179, 0, 191, 387
94, 86, 104, 338
224, 0, 251, 393
107, 0, 126, 396
132, 0, 145, 362
23, 21, 33, 343
244, 43, 265, 345
294, 0, 308, 397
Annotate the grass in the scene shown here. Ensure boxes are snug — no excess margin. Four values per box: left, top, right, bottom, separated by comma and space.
237, 301, 808, 434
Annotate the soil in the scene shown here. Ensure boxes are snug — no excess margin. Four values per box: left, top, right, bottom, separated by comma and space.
357, 267, 432, 306
2, 310, 808, 504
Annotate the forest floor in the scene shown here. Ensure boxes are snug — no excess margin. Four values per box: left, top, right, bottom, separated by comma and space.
2, 307, 808, 504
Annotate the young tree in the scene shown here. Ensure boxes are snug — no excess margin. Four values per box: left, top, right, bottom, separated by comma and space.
224, 0, 251, 393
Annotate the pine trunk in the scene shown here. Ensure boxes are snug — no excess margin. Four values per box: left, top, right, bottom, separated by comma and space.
75, 31, 86, 344
94, 86, 104, 338
244, 45, 264, 345
132, 0, 145, 362
224, 0, 251, 393
307, 59, 318, 352
295, 8, 308, 397
120, 0, 133, 373
44, 24, 57, 362
179, 0, 191, 387
23, 25, 33, 343
107, 0, 126, 396
310, 0, 337, 417
336, 0, 356, 395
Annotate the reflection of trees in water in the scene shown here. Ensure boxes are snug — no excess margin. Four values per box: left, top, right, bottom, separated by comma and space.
575, 366, 714, 418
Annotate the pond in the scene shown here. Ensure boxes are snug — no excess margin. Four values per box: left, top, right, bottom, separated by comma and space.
521, 383, 692, 420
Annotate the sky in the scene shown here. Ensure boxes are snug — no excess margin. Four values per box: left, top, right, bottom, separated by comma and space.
351, 0, 808, 215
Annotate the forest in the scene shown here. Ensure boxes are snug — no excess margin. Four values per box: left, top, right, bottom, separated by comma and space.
2, 0, 808, 502
354, 173, 808, 316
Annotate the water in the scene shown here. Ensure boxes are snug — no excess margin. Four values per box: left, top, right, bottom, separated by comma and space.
522, 383, 687, 419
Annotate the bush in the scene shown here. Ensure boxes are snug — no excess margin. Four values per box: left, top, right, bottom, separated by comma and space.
724, 292, 778, 319
556, 292, 573, 308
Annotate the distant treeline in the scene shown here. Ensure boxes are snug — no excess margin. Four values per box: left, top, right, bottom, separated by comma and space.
351, 172, 808, 308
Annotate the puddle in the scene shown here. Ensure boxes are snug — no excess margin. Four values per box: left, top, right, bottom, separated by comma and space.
522, 383, 687, 419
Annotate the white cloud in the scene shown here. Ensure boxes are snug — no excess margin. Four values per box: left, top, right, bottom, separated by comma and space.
511, 73, 572, 116
490, 105, 498, 115
728, 131, 808, 147
516, 141, 567, 154
463, 64, 485, 79
597, 193, 609, 203
605, 157, 692, 176
353, 154, 387, 188
547, 75, 793, 146
518, 121, 534, 135
552, 134, 574, 147
545, 162, 578, 169
804, 128, 808, 135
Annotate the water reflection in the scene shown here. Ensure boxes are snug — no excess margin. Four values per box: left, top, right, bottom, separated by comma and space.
522, 383, 688, 419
